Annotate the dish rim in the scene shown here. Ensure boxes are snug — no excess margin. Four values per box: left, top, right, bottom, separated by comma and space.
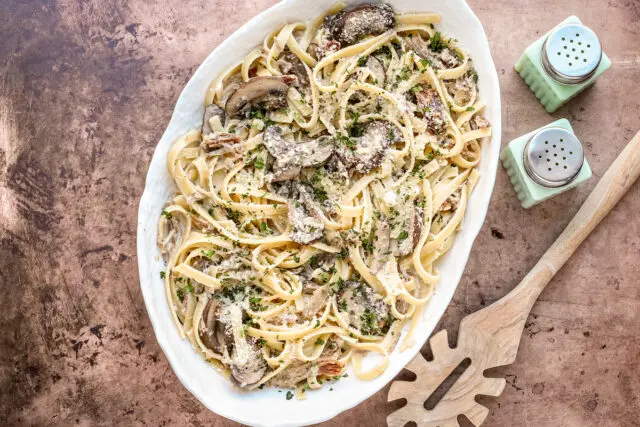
136, 1, 502, 425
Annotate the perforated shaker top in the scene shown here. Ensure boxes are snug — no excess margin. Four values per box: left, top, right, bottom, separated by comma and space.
523, 127, 584, 188
542, 23, 602, 84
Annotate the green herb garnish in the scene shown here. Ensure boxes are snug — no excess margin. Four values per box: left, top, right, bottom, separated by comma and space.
254, 156, 265, 169
429, 32, 448, 52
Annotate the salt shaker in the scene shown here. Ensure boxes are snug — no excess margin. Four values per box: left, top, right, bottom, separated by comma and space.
515, 16, 611, 113
501, 119, 592, 208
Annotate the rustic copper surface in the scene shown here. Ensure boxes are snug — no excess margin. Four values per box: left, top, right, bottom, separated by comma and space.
1, 1, 639, 426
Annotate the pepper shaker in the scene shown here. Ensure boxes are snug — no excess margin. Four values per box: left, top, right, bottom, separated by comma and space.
501, 119, 592, 208
515, 16, 611, 113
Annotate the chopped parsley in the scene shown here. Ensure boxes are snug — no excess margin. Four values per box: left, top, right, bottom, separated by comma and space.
336, 132, 357, 150
338, 247, 348, 259
360, 308, 380, 336
184, 281, 194, 294
348, 112, 365, 138
254, 156, 265, 169
309, 255, 320, 269
357, 55, 368, 67
313, 186, 328, 203
330, 277, 346, 294
429, 32, 448, 52
249, 108, 275, 126
286, 391, 294, 400
160, 271, 166, 279
249, 296, 266, 311
398, 230, 409, 240
161, 209, 172, 219
201, 249, 214, 258
411, 84, 423, 94
315, 338, 325, 346
225, 208, 241, 224
260, 222, 272, 234
466, 106, 475, 112
398, 66, 412, 81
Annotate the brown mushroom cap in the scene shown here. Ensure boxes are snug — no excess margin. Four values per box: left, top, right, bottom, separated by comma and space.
336, 120, 393, 174
199, 299, 229, 354
200, 298, 268, 388
325, 4, 395, 46
229, 347, 268, 388
263, 126, 334, 183
277, 52, 310, 87
225, 76, 297, 119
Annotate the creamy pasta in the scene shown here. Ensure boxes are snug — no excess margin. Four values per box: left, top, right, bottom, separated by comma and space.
157, 2, 491, 397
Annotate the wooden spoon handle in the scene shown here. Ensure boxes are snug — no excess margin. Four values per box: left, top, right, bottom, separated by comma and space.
506, 130, 640, 312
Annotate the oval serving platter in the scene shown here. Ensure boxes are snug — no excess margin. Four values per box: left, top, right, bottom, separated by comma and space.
137, 0, 501, 425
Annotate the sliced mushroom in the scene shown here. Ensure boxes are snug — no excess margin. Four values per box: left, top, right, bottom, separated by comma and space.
405, 33, 462, 70
416, 87, 447, 135
337, 281, 390, 336
158, 208, 187, 262
389, 205, 422, 258
366, 55, 386, 86
269, 358, 344, 388
199, 299, 228, 354
263, 126, 334, 182
224, 304, 268, 388
277, 52, 309, 87
302, 284, 329, 318
225, 75, 297, 119
336, 120, 394, 173
288, 184, 325, 244
230, 345, 267, 388
199, 299, 267, 388
269, 360, 311, 388
325, 4, 395, 46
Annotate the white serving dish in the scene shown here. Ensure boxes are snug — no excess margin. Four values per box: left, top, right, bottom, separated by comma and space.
137, 1, 501, 425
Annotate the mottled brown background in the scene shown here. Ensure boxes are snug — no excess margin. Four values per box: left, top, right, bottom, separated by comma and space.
1, 0, 639, 426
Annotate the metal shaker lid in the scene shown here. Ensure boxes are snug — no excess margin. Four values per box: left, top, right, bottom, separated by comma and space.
523, 127, 584, 188
541, 23, 602, 85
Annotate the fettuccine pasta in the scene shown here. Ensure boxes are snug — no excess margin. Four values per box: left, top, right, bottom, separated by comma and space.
157, 2, 491, 396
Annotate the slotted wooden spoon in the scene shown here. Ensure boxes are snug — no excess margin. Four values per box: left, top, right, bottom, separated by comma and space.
387, 130, 640, 427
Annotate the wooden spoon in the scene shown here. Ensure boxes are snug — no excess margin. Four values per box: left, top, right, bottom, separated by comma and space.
387, 130, 640, 427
